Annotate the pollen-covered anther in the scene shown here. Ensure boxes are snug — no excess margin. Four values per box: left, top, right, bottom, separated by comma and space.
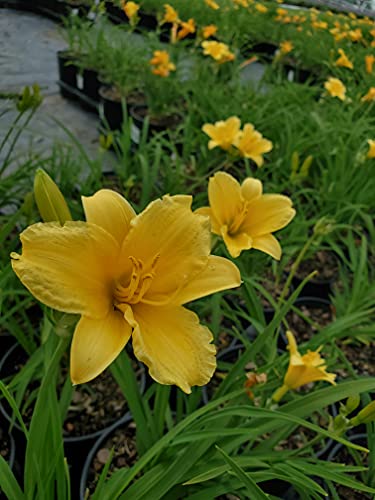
114, 256, 157, 305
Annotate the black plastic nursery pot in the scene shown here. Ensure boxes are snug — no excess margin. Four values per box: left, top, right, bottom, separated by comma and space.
98, 85, 124, 131
82, 68, 101, 103
79, 413, 134, 500
129, 105, 183, 139
57, 50, 79, 100
104, 1, 128, 24
291, 252, 340, 300
0, 343, 146, 495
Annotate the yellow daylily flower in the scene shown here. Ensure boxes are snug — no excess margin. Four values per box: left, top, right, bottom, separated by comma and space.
348, 28, 362, 42
365, 55, 375, 74
279, 40, 293, 54
122, 0, 139, 19
234, 123, 273, 167
11, 190, 241, 393
367, 139, 375, 159
202, 116, 241, 151
205, 0, 220, 9
202, 24, 218, 39
272, 331, 336, 402
162, 3, 179, 23
255, 3, 268, 13
176, 18, 196, 40
150, 50, 176, 77
335, 48, 353, 69
201, 41, 235, 64
324, 77, 346, 101
196, 172, 295, 259
361, 87, 375, 102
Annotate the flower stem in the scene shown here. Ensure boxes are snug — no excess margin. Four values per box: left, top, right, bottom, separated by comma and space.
272, 383, 289, 403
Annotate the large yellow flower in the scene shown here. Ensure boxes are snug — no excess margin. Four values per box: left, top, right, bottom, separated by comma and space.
234, 123, 273, 167
361, 87, 375, 102
272, 331, 336, 402
335, 48, 353, 69
196, 172, 295, 259
202, 116, 241, 151
324, 77, 346, 101
11, 190, 241, 393
122, 1, 139, 19
201, 41, 235, 64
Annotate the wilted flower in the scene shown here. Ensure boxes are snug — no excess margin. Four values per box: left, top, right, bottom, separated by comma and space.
196, 172, 295, 259
201, 41, 235, 63
324, 77, 346, 101
335, 48, 353, 69
367, 139, 375, 159
11, 190, 241, 393
202, 116, 241, 151
150, 50, 176, 77
244, 372, 267, 399
234, 123, 273, 167
272, 331, 336, 402
361, 87, 375, 102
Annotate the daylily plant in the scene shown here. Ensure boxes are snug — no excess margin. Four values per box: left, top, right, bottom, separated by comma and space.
196, 172, 295, 259
11, 190, 241, 393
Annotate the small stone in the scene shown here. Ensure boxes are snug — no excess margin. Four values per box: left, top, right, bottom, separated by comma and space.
97, 448, 111, 465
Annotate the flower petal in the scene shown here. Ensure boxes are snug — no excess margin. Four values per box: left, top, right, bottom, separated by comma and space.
241, 194, 296, 236
70, 310, 131, 384
82, 189, 136, 246
127, 304, 216, 393
172, 255, 241, 305
120, 195, 211, 301
208, 172, 243, 228
11, 221, 119, 318
252, 233, 282, 260
221, 226, 253, 258
195, 206, 221, 234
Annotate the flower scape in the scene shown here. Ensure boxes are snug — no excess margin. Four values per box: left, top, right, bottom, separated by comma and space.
2, 0, 375, 498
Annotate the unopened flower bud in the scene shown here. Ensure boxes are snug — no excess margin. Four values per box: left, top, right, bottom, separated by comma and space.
34, 168, 72, 225
350, 400, 375, 426
344, 395, 361, 415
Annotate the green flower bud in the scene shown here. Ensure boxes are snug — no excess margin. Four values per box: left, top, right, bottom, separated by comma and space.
351, 400, 375, 426
34, 169, 72, 225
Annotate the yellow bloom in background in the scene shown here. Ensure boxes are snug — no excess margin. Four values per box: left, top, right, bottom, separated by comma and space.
348, 28, 362, 41
365, 54, 375, 74
162, 3, 179, 23
11, 190, 241, 393
202, 24, 218, 39
202, 116, 241, 151
335, 48, 353, 69
279, 40, 293, 54
367, 139, 375, 159
324, 77, 346, 101
361, 87, 375, 102
276, 7, 288, 16
272, 331, 336, 402
201, 41, 235, 63
150, 50, 176, 77
205, 0, 220, 9
312, 20, 328, 29
234, 123, 273, 167
233, 0, 249, 7
122, 0, 139, 19
255, 3, 268, 13
177, 18, 196, 40
196, 172, 295, 259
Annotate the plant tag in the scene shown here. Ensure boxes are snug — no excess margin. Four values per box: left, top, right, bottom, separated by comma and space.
72, 8, 79, 15
77, 74, 84, 90
88, 11, 96, 20
131, 124, 140, 144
